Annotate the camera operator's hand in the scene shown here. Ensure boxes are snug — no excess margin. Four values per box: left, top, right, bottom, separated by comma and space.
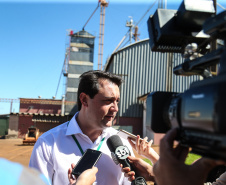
68, 163, 98, 185
153, 128, 225, 185
128, 135, 159, 164
121, 156, 155, 182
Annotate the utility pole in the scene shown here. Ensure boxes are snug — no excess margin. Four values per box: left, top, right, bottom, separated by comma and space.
126, 16, 134, 44
133, 26, 140, 42
0, 98, 19, 113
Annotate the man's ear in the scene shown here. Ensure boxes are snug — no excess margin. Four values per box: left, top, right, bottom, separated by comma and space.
80, 93, 88, 107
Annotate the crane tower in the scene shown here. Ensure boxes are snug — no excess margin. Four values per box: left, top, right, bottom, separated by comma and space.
98, 0, 108, 70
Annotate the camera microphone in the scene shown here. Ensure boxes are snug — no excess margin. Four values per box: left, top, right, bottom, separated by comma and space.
107, 134, 147, 185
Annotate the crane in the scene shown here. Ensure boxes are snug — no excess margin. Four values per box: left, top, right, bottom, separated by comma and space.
98, 0, 108, 70
56, 1, 109, 98
81, 0, 108, 70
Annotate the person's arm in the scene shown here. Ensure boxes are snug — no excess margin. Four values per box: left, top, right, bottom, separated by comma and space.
153, 128, 225, 185
128, 135, 159, 164
68, 163, 98, 185
121, 156, 155, 182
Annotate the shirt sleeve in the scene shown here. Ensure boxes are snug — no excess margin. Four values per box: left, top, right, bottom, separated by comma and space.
123, 176, 132, 185
29, 138, 53, 185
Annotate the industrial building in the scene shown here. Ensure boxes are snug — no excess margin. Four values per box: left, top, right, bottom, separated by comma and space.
1, 0, 221, 143
9, 98, 69, 138
4, 30, 96, 138
105, 38, 201, 143
5, 36, 201, 142
3, 31, 201, 144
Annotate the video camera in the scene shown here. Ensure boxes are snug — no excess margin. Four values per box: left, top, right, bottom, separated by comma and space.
146, 0, 226, 160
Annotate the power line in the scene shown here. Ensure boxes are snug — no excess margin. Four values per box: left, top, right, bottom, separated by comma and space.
135, 0, 158, 27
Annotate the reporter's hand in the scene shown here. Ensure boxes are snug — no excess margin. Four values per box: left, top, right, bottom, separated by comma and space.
68, 163, 76, 185
153, 128, 225, 185
76, 167, 98, 185
128, 135, 159, 164
68, 163, 98, 185
121, 156, 155, 182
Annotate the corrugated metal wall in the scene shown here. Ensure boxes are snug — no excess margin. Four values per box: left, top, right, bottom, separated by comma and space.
0, 115, 9, 136
105, 39, 200, 117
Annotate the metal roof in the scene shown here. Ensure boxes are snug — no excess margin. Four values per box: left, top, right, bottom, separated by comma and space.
10, 112, 70, 123
10, 112, 65, 117
72, 30, 95, 38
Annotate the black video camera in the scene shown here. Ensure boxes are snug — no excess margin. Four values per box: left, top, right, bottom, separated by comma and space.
147, 0, 226, 160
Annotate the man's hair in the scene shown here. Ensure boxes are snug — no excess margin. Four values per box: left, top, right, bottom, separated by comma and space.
77, 70, 123, 110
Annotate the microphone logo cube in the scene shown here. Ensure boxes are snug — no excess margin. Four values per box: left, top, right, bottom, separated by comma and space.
115, 146, 130, 160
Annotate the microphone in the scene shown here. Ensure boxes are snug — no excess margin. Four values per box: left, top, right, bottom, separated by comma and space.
107, 134, 132, 169
107, 135, 147, 185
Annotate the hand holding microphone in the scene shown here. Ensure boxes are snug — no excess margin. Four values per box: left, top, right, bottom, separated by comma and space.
124, 156, 155, 183
107, 135, 148, 185
107, 135, 132, 169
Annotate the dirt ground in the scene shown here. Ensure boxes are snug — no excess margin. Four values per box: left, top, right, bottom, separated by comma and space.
0, 138, 34, 166
0, 138, 159, 184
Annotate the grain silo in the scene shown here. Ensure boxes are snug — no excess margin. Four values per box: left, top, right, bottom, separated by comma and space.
64, 30, 95, 115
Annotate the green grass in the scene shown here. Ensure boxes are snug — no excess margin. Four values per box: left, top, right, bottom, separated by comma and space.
185, 153, 201, 165
143, 158, 153, 165
142, 152, 201, 166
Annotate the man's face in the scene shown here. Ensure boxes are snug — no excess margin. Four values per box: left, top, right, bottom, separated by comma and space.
86, 79, 120, 129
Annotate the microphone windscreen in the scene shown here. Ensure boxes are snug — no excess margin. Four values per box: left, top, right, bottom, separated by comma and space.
107, 135, 123, 152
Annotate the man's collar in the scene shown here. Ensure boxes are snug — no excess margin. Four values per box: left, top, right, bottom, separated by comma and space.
65, 112, 82, 136
66, 111, 110, 138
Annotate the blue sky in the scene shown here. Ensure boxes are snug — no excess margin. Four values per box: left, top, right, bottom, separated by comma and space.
0, 0, 225, 114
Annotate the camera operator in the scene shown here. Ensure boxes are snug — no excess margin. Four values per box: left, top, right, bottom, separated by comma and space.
122, 128, 226, 185
153, 128, 226, 185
